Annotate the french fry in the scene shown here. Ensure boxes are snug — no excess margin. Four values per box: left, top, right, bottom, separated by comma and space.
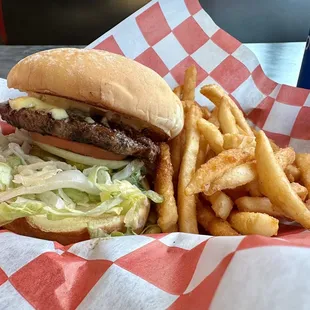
205, 146, 216, 162
186, 147, 255, 195
295, 153, 310, 193
218, 97, 239, 134
208, 217, 240, 236
196, 134, 209, 170
208, 191, 233, 220
256, 130, 310, 228
155, 143, 178, 233
252, 128, 279, 152
196, 199, 214, 228
183, 65, 197, 101
143, 225, 162, 234
205, 148, 297, 196
223, 133, 256, 150
225, 186, 248, 201
285, 164, 301, 182
178, 104, 202, 233
290, 182, 308, 201
197, 199, 239, 236
170, 100, 197, 184
228, 211, 279, 236
173, 85, 183, 99
275, 147, 295, 170
269, 139, 280, 152
245, 180, 263, 197
169, 134, 184, 188
201, 106, 211, 120
197, 118, 224, 154
205, 161, 257, 195
208, 107, 220, 128
200, 85, 253, 136
146, 208, 158, 225
200, 84, 225, 106
237, 125, 248, 135
235, 196, 285, 218
182, 100, 200, 113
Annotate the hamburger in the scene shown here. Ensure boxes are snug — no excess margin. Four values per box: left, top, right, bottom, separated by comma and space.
0, 48, 183, 244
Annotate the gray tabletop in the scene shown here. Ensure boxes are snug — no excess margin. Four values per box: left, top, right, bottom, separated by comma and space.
0, 43, 306, 87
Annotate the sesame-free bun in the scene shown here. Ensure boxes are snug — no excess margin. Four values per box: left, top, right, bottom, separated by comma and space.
7, 48, 183, 139
5, 198, 150, 245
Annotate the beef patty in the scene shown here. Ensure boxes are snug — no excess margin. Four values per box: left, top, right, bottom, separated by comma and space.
0, 103, 159, 164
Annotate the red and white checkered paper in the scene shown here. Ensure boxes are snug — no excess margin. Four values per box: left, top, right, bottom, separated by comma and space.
1, 0, 310, 309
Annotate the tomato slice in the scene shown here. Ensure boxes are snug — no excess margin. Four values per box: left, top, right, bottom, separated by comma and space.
30, 132, 126, 161
0, 121, 15, 135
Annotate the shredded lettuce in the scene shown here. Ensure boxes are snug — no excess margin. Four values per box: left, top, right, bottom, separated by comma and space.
62, 188, 90, 205
0, 170, 100, 201
112, 159, 144, 181
0, 163, 12, 191
0, 130, 163, 235
0, 198, 45, 225
6, 156, 22, 169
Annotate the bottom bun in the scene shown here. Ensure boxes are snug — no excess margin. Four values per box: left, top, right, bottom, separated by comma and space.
5, 200, 150, 245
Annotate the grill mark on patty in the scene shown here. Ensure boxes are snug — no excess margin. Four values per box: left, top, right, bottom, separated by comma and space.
0, 103, 159, 164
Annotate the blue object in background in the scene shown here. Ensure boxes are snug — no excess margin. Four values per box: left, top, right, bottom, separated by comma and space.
297, 31, 310, 90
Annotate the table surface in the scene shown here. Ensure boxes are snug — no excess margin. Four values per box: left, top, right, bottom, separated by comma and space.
0, 42, 306, 87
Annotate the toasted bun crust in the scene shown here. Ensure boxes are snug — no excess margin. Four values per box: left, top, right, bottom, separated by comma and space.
5, 199, 150, 245
7, 48, 183, 139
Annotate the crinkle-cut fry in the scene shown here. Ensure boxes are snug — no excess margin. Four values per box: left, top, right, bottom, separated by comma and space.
296, 153, 310, 193
200, 85, 254, 136
290, 182, 308, 201
218, 97, 239, 134
183, 65, 197, 101
186, 147, 255, 195
235, 196, 286, 218
285, 164, 301, 183
197, 199, 239, 236
256, 130, 310, 229
208, 191, 233, 220
228, 211, 279, 236
205, 161, 257, 196
155, 143, 178, 233
178, 104, 202, 233
197, 118, 224, 154
245, 180, 263, 197
173, 85, 183, 99
196, 134, 209, 170
223, 133, 256, 150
